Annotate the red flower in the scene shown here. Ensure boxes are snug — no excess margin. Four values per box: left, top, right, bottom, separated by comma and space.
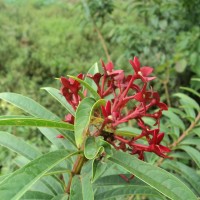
152, 92, 168, 110
87, 73, 102, 86
64, 114, 74, 124
60, 74, 84, 109
129, 57, 156, 82
101, 101, 113, 122
102, 60, 124, 79
148, 129, 171, 158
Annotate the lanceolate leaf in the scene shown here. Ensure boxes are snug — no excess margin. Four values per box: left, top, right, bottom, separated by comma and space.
162, 160, 200, 196
94, 174, 145, 187
0, 174, 11, 183
51, 194, 68, 200
0, 150, 79, 200
180, 87, 200, 98
38, 128, 76, 149
70, 162, 94, 200
0, 131, 41, 160
173, 93, 200, 111
0, 116, 74, 130
67, 75, 100, 100
0, 93, 74, 148
40, 176, 64, 195
42, 87, 75, 116
20, 191, 53, 200
0, 92, 60, 120
180, 138, 200, 146
75, 97, 96, 147
70, 175, 83, 200
116, 127, 142, 138
94, 186, 164, 200
92, 159, 107, 182
178, 145, 200, 168
84, 62, 99, 91
36, 176, 63, 196
109, 150, 197, 200
75, 98, 105, 147
163, 110, 185, 130
80, 162, 94, 200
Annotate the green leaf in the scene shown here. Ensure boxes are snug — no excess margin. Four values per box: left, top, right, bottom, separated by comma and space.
191, 78, 200, 82
94, 186, 164, 200
109, 150, 197, 200
178, 146, 200, 168
75, 98, 105, 148
0, 150, 79, 200
162, 160, 200, 195
70, 162, 94, 200
70, 175, 83, 200
181, 138, 200, 146
96, 137, 113, 158
68, 75, 100, 100
84, 62, 99, 91
51, 194, 68, 200
0, 92, 60, 120
0, 131, 41, 160
20, 191, 53, 200
0, 93, 75, 149
42, 87, 75, 116
192, 127, 200, 137
36, 176, 62, 196
168, 152, 190, 160
173, 93, 200, 111
45, 167, 71, 176
75, 97, 96, 147
80, 161, 94, 200
0, 174, 11, 183
163, 109, 185, 130
38, 128, 66, 149
84, 136, 103, 159
179, 101, 196, 121
94, 174, 145, 187
0, 116, 74, 130
40, 176, 64, 195
116, 127, 142, 138
92, 159, 107, 182
180, 87, 200, 98
39, 127, 76, 150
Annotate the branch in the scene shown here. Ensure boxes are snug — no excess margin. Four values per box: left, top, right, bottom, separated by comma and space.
170, 111, 200, 148
94, 23, 111, 62
66, 153, 86, 194
66, 130, 89, 194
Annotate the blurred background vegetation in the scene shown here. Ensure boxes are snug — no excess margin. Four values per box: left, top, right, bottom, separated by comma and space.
0, 0, 199, 174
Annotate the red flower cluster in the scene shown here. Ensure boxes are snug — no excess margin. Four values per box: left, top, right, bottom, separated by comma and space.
60, 57, 170, 160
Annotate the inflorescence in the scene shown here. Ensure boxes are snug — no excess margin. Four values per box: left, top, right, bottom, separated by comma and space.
60, 57, 170, 161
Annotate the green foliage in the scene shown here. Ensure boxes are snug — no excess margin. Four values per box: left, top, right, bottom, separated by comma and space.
109, 150, 196, 200
0, 150, 78, 200
0, 116, 74, 130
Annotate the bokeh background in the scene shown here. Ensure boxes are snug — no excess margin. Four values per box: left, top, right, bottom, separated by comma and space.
0, 0, 199, 174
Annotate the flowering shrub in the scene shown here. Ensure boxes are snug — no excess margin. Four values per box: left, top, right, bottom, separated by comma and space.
0, 57, 198, 200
